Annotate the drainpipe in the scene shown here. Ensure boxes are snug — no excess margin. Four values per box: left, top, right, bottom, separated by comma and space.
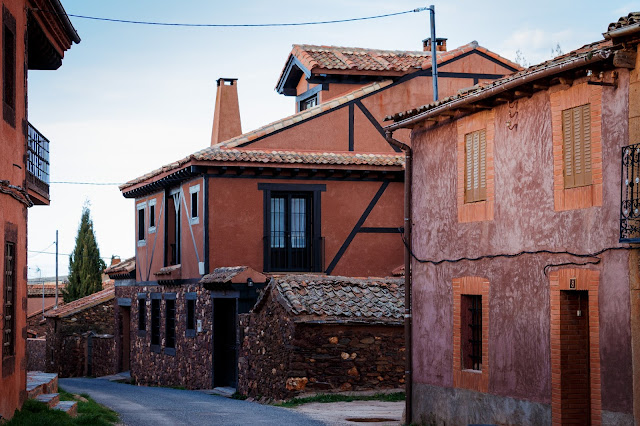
385, 130, 412, 425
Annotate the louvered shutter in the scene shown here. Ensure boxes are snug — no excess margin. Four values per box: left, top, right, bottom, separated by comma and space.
562, 104, 592, 188
464, 129, 487, 203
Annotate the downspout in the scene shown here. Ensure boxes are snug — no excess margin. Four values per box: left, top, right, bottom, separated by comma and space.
385, 130, 412, 425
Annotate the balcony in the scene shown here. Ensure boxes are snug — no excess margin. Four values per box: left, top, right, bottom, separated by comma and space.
26, 122, 50, 206
621, 143, 640, 242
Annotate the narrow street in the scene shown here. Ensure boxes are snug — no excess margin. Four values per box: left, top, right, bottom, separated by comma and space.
59, 378, 325, 426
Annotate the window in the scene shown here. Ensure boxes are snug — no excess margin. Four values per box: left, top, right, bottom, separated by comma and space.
562, 104, 592, 189
260, 183, 324, 272
137, 295, 146, 333
150, 295, 160, 352
189, 185, 200, 225
452, 276, 489, 392
461, 295, 482, 371
186, 293, 196, 337
165, 295, 176, 354
148, 199, 156, 233
300, 95, 317, 111
464, 129, 486, 203
2, 6, 15, 127
137, 202, 146, 246
3, 242, 15, 357
165, 189, 181, 266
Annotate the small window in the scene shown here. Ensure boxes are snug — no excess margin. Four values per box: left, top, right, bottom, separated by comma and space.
189, 185, 200, 224
2, 6, 15, 128
562, 104, 592, 189
137, 202, 146, 246
464, 129, 487, 203
137, 296, 146, 332
3, 241, 16, 357
300, 95, 317, 111
186, 293, 196, 337
150, 296, 160, 351
461, 295, 482, 371
165, 298, 176, 350
148, 199, 156, 233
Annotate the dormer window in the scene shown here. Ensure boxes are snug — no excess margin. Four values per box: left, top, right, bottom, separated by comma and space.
300, 95, 317, 111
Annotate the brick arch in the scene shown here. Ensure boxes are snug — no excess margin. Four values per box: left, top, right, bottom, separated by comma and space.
548, 267, 601, 425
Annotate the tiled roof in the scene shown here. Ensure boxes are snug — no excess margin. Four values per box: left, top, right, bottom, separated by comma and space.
607, 12, 640, 31
27, 282, 67, 297
104, 257, 135, 276
201, 266, 249, 284
120, 80, 399, 192
289, 41, 521, 75
260, 275, 404, 324
384, 40, 612, 126
44, 287, 114, 319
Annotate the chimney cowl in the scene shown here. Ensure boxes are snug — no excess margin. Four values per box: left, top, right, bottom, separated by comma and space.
422, 37, 448, 52
216, 77, 238, 87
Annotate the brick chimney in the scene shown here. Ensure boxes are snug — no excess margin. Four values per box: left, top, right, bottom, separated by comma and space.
211, 78, 242, 146
422, 37, 447, 52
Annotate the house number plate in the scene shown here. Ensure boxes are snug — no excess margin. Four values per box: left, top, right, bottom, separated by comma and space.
569, 278, 576, 289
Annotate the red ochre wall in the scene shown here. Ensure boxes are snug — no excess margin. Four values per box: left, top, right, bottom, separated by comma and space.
409, 70, 633, 421
208, 177, 404, 278
1, 0, 29, 419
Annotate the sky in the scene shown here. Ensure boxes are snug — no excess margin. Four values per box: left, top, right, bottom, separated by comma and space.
25, 0, 640, 278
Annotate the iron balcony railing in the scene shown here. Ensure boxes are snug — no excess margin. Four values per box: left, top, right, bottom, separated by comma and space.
27, 122, 50, 191
621, 143, 640, 242
263, 235, 324, 273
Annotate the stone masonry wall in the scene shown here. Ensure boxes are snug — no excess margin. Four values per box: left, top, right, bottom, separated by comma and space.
26, 338, 46, 371
238, 299, 295, 399
238, 298, 404, 400
45, 299, 115, 377
116, 284, 214, 389
90, 335, 117, 378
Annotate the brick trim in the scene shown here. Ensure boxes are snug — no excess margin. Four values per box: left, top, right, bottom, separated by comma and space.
549, 268, 601, 425
452, 276, 490, 392
550, 83, 603, 211
457, 111, 495, 222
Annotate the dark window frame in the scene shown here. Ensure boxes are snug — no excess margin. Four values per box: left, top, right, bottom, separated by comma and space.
165, 189, 181, 266
186, 292, 196, 338
2, 6, 16, 128
259, 183, 325, 273
137, 204, 145, 242
137, 293, 146, 336
299, 94, 318, 111
461, 294, 482, 371
149, 201, 156, 231
150, 293, 161, 353
164, 293, 176, 355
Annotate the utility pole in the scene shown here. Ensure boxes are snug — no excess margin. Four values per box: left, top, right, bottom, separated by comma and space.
55, 230, 59, 308
429, 5, 439, 101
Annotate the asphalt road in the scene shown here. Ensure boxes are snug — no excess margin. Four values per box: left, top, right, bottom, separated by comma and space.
59, 378, 326, 426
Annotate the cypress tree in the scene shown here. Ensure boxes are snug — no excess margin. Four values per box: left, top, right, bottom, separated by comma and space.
63, 205, 106, 303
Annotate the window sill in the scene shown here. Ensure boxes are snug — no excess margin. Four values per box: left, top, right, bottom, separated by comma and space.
554, 183, 602, 211
137, 330, 146, 338
190, 217, 199, 225
164, 348, 176, 356
186, 329, 196, 338
151, 344, 160, 354
137, 240, 146, 247
458, 199, 494, 223
148, 227, 156, 234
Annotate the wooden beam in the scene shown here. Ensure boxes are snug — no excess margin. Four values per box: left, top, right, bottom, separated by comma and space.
558, 77, 573, 86
533, 82, 549, 90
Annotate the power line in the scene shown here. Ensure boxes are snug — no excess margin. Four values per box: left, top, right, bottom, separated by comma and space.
50, 181, 122, 186
33, 8, 425, 28
28, 249, 113, 260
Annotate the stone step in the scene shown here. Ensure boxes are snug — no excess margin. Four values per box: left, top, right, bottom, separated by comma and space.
53, 400, 78, 417
26, 371, 58, 398
34, 393, 60, 409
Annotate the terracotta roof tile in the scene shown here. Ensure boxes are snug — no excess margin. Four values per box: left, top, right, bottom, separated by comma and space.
44, 287, 114, 319
607, 12, 640, 31
27, 282, 67, 297
200, 266, 249, 284
263, 275, 403, 323
120, 80, 399, 192
385, 40, 612, 125
104, 257, 135, 275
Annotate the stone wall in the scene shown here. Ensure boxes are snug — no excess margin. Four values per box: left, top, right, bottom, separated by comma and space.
90, 335, 117, 378
27, 338, 46, 371
45, 299, 115, 377
27, 314, 48, 337
238, 298, 405, 400
115, 283, 214, 389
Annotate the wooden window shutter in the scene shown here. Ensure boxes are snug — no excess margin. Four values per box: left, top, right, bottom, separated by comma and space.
562, 104, 592, 188
464, 129, 487, 203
